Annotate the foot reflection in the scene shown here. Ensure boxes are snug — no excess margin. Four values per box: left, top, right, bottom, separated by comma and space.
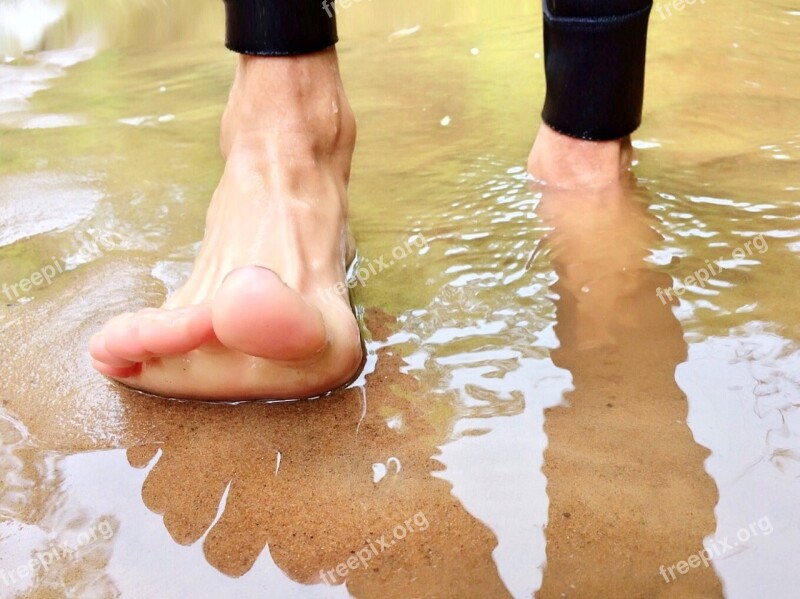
127, 310, 511, 597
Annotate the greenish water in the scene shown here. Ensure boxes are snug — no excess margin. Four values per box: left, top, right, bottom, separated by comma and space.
0, 0, 798, 597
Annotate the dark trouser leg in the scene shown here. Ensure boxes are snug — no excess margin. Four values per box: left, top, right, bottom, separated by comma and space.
541, 0, 653, 140
223, 0, 338, 55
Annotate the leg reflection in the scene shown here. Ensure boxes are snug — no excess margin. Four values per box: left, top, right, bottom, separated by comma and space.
537, 181, 723, 597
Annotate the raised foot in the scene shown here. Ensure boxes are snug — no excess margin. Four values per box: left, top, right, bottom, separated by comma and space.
90, 266, 363, 400
90, 47, 363, 401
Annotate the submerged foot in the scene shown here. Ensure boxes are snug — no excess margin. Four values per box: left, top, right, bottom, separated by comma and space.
90, 49, 363, 400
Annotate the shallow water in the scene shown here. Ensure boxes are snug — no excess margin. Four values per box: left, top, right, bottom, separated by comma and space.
0, 0, 798, 597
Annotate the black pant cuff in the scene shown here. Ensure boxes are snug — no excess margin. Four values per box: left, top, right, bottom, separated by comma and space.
224, 0, 338, 56
541, 2, 652, 141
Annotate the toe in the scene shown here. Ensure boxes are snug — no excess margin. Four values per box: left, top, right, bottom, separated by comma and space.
137, 304, 216, 356
102, 312, 151, 362
92, 358, 141, 379
212, 266, 327, 361
89, 333, 138, 368
94, 305, 218, 381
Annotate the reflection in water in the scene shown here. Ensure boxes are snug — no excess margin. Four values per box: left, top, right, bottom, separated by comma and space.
536, 181, 723, 597
119, 179, 728, 598
126, 316, 510, 598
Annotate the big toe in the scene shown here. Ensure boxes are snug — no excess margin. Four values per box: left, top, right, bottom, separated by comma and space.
212, 266, 327, 361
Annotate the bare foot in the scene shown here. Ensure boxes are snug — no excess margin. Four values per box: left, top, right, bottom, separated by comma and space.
527, 123, 633, 189
90, 49, 363, 400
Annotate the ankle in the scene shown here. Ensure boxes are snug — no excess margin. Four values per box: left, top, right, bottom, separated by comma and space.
220, 49, 356, 159
527, 123, 633, 189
